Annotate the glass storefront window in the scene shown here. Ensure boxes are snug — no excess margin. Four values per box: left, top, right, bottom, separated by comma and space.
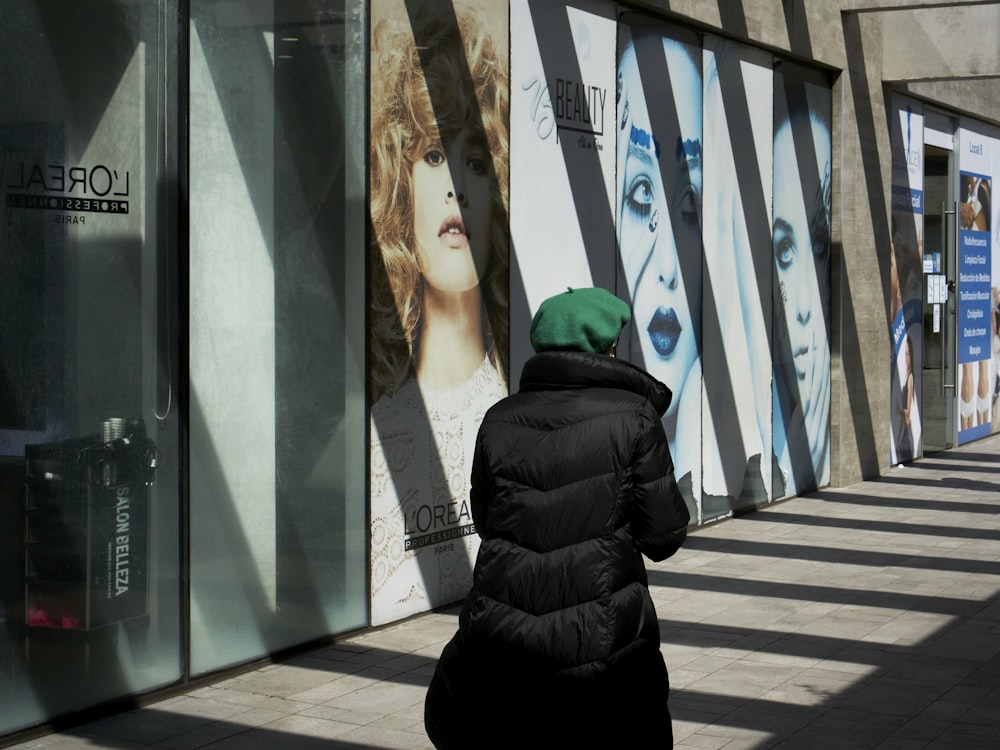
0, 0, 182, 734
187, 0, 367, 674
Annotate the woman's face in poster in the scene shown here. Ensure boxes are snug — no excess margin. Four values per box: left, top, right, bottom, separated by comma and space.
411, 126, 494, 293
617, 41, 702, 410
772, 115, 831, 455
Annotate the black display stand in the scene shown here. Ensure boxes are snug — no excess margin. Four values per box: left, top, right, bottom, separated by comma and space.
23, 428, 156, 637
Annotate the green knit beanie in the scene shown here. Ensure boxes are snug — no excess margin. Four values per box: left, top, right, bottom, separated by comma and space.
530, 287, 632, 354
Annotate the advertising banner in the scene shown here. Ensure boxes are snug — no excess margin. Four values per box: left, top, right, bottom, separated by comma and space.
771, 65, 832, 497
993, 130, 1000, 435
369, 0, 510, 625
957, 125, 993, 444
616, 19, 832, 518
701, 37, 773, 520
616, 17, 703, 521
510, 0, 617, 312
889, 95, 924, 464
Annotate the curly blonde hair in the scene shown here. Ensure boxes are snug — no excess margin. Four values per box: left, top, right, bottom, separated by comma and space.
370, 6, 509, 403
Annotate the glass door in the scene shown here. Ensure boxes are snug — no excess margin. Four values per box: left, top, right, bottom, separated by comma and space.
187, 0, 368, 675
921, 138, 958, 452
0, 0, 182, 734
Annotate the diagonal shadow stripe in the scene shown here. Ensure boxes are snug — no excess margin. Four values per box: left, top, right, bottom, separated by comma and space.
808, 488, 1000, 514
678, 534, 1000, 575
908, 460, 1000, 474
926, 450, 1000, 463
716, 0, 748, 38
649, 569, 988, 617
847, 473, 1000, 496
60, 708, 431, 750
660, 617, 921, 662
737, 508, 1000, 542
782, 0, 813, 58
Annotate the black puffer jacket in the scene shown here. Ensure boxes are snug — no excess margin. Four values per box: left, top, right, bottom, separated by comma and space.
425, 351, 690, 749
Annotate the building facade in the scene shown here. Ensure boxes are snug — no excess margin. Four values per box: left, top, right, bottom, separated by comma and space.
1, 0, 998, 741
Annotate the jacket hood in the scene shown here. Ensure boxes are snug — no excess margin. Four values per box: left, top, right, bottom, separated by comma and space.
519, 351, 673, 416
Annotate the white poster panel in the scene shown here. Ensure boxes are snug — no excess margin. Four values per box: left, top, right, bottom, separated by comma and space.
701, 36, 773, 520
510, 0, 617, 313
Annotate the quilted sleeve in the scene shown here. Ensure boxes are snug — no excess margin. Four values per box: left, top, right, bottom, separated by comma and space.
470, 426, 491, 537
629, 410, 690, 562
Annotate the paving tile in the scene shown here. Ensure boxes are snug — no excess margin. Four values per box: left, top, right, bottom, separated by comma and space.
928, 721, 1000, 749
184, 685, 274, 708
680, 654, 739, 674
238, 695, 314, 715
683, 661, 807, 701
17, 737, 145, 750
761, 668, 860, 707
228, 665, 338, 699
884, 654, 979, 685
322, 680, 426, 715
688, 725, 781, 750
294, 704, 352, 722
157, 715, 276, 750
671, 693, 745, 720
958, 689, 1000, 726
669, 667, 717, 690
675, 732, 733, 748
926, 626, 1000, 662
336, 723, 429, 749
155, 700, 251, 724
367, 712, 424, 732
73, 710, 215, 745
835, 677, 951, 718
872, 738, 930, 749
885, 715, 951, 743
253, 714, 360, 741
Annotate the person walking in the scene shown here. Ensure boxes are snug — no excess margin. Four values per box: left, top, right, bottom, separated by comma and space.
424, 287, 691, 749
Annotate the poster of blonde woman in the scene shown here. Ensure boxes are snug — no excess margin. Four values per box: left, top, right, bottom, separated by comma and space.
369, 0, 509, 625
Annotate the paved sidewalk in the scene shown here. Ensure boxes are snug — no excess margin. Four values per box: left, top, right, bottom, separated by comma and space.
5, 435, 1000, 749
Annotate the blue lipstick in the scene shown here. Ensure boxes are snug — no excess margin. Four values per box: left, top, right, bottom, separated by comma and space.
647, 306, 681, 357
